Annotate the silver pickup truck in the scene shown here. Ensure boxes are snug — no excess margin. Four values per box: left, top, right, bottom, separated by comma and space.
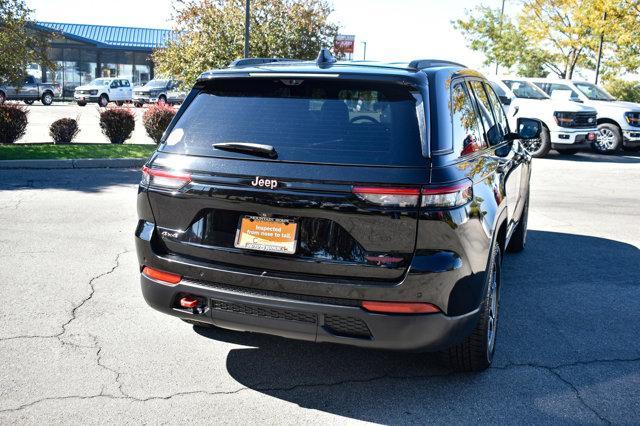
0, 75, 62, 106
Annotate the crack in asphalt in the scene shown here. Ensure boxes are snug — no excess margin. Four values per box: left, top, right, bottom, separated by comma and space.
493, 357, 640, 425
2, 356, 638, 417
0, 249, 634, 422
0, 249, 129, 345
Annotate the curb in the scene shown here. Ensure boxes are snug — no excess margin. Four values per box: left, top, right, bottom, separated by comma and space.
0, 158, 146, 170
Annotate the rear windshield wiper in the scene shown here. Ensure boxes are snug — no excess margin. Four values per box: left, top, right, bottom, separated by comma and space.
212, 142, 278, 159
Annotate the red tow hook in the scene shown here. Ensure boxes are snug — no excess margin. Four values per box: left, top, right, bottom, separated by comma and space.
179, 296, 199, 309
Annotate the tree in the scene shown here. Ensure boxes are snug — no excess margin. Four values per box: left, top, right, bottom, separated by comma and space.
454, 6, 555, 77
456, 0, 640, 79
0, 0, 53, 85
603, 77, 640, 102
153, 0, 339, 86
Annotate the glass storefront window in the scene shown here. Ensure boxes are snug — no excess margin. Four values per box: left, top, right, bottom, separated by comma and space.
80, 50, 97, 85
62, 48, 80, 97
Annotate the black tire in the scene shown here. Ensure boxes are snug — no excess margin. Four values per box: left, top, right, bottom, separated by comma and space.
522, 126, 551, 158
98, 94, 109, 108
0, 91, 5, 104
441, 243, 501, 372
115, 101, 124, 106
593, 123, 622, 154
555, 148, 579, 155
24, 100, 35, 105
134, 102, 143, 108
77, 101, 87, 107
158, 95, 167, 105
508, 196, 528, 253
41, 92, 53, 106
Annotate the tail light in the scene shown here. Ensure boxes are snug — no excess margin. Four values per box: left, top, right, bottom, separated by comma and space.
141, 165, 191, 189
421, 181, 472, 208
361, 301, 441, 314
142, 266, 182, 284
352, 187, 420, 207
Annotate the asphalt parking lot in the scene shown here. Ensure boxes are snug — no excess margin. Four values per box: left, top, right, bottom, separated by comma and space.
16, 102, 166, 144
0, 151, 639, 424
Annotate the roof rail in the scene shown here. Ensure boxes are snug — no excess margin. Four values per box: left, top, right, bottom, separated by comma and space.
228, 58, 303, 68
408, 59, 466, 70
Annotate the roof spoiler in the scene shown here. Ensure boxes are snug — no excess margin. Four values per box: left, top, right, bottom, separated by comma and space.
408, 59, 466, 70
228, 58, 303, 68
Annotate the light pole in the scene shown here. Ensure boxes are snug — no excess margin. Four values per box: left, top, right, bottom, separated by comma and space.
495, 0, 506, 74
594, 11, 606, 84
362, 41, 367, 60
244, 0, 250, 58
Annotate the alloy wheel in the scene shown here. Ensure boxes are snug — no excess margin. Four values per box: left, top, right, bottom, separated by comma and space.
43, 94, 53, 105
486, 267, 498, 358
523, 137, 543, 156
596, 128, 617, 151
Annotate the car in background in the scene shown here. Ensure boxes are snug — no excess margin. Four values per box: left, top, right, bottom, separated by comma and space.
490, 77, 598, 157
531, 78, 640, 153
0, 75, 62, 106
166, 88, 187, 106
74, 78, 133, 107
132, 79, 181, 107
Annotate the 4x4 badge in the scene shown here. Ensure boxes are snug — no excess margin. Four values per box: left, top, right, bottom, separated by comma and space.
251, 176, 278, 189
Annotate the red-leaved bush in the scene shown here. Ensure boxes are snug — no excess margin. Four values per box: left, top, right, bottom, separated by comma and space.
49, 118, 79, 144
142, 104, 176, 144
99, 107, 135, 144
0, 103, 29, 144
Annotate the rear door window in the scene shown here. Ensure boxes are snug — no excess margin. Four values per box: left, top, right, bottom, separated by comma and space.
451, 82, 486, 156
161, 78, 425, 167
468, 81, 505, 146
484, 83, 510, 135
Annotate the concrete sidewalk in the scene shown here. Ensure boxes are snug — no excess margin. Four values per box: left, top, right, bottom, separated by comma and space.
0, 158, 146, 169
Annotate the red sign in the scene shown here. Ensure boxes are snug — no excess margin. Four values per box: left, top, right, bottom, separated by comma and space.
335, 34, 355, 54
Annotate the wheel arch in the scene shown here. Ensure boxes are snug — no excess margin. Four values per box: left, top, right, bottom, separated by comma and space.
597, 117, 621, 130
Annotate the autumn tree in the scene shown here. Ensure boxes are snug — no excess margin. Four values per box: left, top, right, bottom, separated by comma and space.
456, 0, 640, 79
0, 0, 53, 85
153, 0, 339, 86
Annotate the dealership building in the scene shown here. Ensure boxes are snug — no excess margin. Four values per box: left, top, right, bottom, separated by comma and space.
28, 22, 172, 97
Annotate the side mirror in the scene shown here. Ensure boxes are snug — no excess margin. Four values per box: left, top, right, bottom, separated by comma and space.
505, 118, 542, 141
499, 95, 512, 106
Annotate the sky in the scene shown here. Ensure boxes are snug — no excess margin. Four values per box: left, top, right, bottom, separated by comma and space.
26, 0, 510, 74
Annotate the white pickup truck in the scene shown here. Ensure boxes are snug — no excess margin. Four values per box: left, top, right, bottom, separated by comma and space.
530, 78, 640, 153
490, 77, 598, 158
74, 78, 132, 107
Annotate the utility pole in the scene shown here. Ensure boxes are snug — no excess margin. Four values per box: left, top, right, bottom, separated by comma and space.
595, 11, 606, 84
244, 0, 251, 58
362, 41, 367, 60
495, 0, 506, 74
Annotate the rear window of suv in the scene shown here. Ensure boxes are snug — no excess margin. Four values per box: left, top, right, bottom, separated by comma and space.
160, 78, 425, 166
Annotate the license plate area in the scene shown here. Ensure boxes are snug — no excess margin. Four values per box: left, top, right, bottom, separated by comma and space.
234, 216, 298, 254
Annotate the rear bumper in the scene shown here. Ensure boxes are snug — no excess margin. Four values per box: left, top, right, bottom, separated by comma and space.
141, 274, 480, 351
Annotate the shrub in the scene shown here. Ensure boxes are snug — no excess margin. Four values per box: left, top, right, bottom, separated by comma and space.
49, 118, 79, 144
143, 104, 176, 144
0, 103, 29, 144
99, 107, 135, 144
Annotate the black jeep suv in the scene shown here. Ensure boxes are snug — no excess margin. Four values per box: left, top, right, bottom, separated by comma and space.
136, 50, 539, 371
